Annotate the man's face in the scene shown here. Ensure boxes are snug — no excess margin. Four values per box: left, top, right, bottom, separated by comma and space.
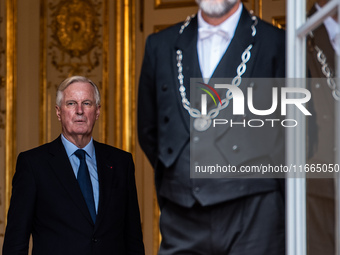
196, 0, 239, 18
56, 82, 100, 141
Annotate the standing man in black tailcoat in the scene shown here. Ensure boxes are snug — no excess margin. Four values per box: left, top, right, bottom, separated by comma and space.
138, 0, 286, 254
306, 1, 339, 254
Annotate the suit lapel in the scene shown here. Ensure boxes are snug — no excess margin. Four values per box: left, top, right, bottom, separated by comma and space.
173, 8, 257, 134
211, 7, 257, 137
93, 141, 115, 230
48, 136, 94, 225
174, 15, 201, 131
212, 7, 255, 79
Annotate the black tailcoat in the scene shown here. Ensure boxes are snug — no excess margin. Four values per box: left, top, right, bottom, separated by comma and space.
138, 7, 285, 208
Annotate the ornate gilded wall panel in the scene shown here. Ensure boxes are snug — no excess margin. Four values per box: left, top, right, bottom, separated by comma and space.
0, 19, 5, 133
40, 0, 108, 144
49, 0, 102, 75
0, 4, 6, 244
113, 0, 136, 154
1, 0, 17, 245
0, 0, 137, 251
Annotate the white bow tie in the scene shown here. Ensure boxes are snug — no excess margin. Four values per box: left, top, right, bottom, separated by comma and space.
198, 27, 229, 40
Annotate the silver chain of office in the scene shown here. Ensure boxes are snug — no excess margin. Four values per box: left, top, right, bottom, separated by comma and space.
309, 31, 340, 101
176, 14, 258, 131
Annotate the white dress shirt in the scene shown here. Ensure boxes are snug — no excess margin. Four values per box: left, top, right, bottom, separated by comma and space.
197, 3, 243, 82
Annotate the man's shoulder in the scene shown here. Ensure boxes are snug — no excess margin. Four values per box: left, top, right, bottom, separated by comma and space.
93, 141, 132, 158
148, 21, 183, 39
252, 17, 285, 50
15, 138, 62, 166
256, 17, 285, 39
239, 6, 284, 37
146, 15, 196, 44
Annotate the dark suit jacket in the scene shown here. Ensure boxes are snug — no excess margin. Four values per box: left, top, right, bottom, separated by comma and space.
2, 136, 145, 255
138, 6, 285, 208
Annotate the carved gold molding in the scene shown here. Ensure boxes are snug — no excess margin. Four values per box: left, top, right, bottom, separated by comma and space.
40, 0, 108, 144
100, 0, 109, 144
114, 0, 136, 154
0, 5, 4, 235
259, 0, 262, 18
40, 0, 48, 144
0, 17, 5, 133
49, 0, 102, 75
5, 0, 17, 223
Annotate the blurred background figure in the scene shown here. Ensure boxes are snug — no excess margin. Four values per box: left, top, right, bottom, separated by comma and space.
138, 0, 286, 254
306, 0, 339, 254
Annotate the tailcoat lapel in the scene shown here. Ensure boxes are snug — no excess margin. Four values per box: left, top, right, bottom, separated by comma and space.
48, 136, 94, 225
212, 7, 255, 79
172, 8, 257, 134
211, 7, 257, 137
174, 15, 201, 131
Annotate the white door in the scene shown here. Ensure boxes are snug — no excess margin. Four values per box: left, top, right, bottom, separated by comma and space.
286, 0, 340, 254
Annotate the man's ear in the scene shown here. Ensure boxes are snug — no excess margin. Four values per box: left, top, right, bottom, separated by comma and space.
56, 105, 61, 121
96, 105, 101, 120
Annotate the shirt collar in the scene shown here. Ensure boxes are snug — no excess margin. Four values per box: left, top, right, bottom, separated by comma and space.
197, 2, 243, 39
61, 134, 95, 159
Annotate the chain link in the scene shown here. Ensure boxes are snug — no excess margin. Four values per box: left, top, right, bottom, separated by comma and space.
179, 14, 195, 35
309, 32, 340, 101
176, 15, 257, 120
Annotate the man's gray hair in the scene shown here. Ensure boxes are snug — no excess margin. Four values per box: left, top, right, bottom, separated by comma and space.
56, 76, 101, 107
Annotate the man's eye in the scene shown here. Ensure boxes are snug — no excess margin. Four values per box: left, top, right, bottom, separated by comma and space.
67, 102, 76, 106
83, 102, 91, 106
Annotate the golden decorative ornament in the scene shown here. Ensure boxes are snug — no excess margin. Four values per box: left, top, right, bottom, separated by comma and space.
50, 0, 100, 58
48, 0, 102, 75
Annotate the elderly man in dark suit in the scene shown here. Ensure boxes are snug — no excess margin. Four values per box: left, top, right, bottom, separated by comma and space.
3, 76, 145, 255
138, 0, 285, 254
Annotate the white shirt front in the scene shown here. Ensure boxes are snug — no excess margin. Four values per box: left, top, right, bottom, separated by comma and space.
197, 3, 243, 82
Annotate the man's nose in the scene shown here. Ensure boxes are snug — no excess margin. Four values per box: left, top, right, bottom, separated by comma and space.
76, 104, 84, 114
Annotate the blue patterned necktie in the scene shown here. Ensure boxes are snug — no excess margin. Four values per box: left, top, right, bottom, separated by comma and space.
74, 149, 96, 223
